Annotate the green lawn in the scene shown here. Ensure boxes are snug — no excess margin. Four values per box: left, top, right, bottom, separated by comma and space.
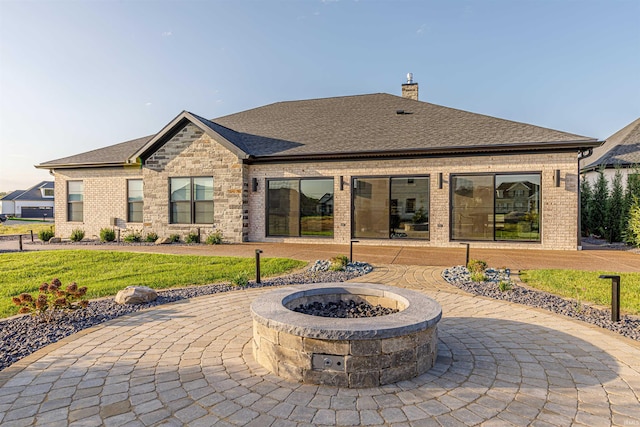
0, 223, 53, 236
520, 269, 640, 316
0, 250, 306, 318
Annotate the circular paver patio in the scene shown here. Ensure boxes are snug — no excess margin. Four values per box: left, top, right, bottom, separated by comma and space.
0, 266, 638, 426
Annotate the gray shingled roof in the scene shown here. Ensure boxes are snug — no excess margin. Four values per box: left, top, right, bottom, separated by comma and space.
0, 181, 53, 201
582, 117, 640, 171
214, 93, 596, 158
37, 135, 152, 168
37, 93, 599, 168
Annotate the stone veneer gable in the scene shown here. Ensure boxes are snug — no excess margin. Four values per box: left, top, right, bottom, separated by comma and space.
143, 123, 248, 243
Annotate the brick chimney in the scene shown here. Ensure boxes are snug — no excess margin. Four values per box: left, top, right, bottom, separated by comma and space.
401, 73, 419, 101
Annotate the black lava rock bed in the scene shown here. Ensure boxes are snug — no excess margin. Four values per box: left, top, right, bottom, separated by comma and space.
0, 267, 368, 372
443, 266, 640, 342
293, 300, 399, 318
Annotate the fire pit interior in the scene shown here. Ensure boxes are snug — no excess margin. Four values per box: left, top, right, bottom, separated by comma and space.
251, 283, 442, 388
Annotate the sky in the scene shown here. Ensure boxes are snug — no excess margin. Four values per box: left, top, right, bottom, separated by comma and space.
0, 0, 639, 192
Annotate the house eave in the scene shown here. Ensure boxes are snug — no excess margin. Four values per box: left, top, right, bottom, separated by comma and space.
35, 161, 139, 170
246, 139, 603, 164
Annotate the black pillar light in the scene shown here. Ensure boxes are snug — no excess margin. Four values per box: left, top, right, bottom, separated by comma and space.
438, 173, 443, 189
255, 249, 263, 284
252, 178, 259, 192
460, 242, 470, 266
599, 275, 621, 322
350, 240, 359, 263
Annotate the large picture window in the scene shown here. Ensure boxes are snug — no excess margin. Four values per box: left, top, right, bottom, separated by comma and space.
170, 177, 213, 224
353, 176, 429, 240
127, 180, 143, 223
67, 181, 83, 222
451, 173, 540, 241
267, 178, 334, 237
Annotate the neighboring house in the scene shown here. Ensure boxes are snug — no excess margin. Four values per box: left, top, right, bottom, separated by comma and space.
0, 181, 54, 218
36, 78, 602, 250
580, 117, 640, 188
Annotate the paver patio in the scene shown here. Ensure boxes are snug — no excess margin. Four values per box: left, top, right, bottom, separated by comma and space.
0, 264, 638, 426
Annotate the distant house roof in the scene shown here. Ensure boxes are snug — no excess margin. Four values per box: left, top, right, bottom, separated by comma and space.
581, 117, 640, 172
0, 181, 54, 201
37, 93, 601, 169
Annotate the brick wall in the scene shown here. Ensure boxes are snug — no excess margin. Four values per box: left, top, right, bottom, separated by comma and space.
53, 167, 143, 239
248, 152, 580, 250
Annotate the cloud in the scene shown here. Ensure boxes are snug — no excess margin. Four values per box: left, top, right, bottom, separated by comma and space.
145, 102, 152, 107
417, 24, 427, 34
162, 31, 173, 37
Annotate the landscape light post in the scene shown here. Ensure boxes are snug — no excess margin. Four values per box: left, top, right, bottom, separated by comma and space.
350, 240, 359, 263
255, 249, 263, 284
460, 242, 470, 267
599, 275, 621, 322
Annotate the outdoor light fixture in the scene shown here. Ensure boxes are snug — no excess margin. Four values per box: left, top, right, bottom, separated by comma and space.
340, 176, 344, 191
554, 169, 561, 187
438, 173, 443, 189
252, 178, 259, 192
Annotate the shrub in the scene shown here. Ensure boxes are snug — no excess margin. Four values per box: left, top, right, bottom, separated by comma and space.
123, 230, 142, 243
185, 232, 200, 244
99, 228, 116, 242
467, 259, 487, 273
145, 232, 159, 242
38, 227, 55, 242
12, 278, 89, 322
70, 228, 85, 242
206, 230, 223, 245
169, 234, 181, 243
230, 271, 249, 287
498, 280, 513, 292
470, 271, 487, 283
330, 255, 349, 271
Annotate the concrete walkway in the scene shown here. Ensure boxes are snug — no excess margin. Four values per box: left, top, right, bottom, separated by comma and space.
2, 240, 640, 272
1, 265, 638, 426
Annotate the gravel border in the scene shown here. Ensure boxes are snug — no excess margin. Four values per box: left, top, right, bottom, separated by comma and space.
442, 266, 640, 341
0, 264, 370, 372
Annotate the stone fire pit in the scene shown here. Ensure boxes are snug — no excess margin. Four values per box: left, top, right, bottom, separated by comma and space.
250, 283, 442, 388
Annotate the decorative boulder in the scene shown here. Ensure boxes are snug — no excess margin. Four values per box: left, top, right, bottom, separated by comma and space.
48, 237, 62, 243
115, 286, 158, 305
155, 237, 171, 245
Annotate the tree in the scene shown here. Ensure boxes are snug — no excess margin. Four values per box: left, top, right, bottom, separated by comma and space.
591, 167, 609, 237
580, 177, 593, 236
607, 168, 624, 242
624, 196, 640, 247
623, 167, 640, 245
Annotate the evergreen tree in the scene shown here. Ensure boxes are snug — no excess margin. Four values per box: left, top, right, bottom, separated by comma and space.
592, 167, 609, 238
580, 176, 593, 236
607, 168, 624, 242
623, 167, 640, 244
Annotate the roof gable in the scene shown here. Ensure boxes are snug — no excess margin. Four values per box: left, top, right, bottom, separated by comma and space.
130, 111, 249, 162
582, 118, 640, 171
0, 181, 54, 201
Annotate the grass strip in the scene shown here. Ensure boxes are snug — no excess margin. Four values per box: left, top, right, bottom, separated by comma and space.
0, 250, 305, 318
519, 269, 640, 316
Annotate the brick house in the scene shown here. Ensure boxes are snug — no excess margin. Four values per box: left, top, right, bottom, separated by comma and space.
37, 79, 602, 250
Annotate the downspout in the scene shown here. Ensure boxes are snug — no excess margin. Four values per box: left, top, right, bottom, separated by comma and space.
577, 148, 595, 250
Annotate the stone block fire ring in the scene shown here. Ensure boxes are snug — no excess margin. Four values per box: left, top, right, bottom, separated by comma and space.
250, 283, 442, 388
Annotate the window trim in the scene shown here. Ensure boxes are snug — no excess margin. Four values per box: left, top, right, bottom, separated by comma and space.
169, 176, 214, 224
449, 171, 542, 243
265, 177, 335, 238
350, 174, 431, 241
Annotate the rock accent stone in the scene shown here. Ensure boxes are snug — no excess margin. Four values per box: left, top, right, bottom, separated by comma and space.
155, 237, 171, 245
115, 286, 158, 305
48, 237, 61, 243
